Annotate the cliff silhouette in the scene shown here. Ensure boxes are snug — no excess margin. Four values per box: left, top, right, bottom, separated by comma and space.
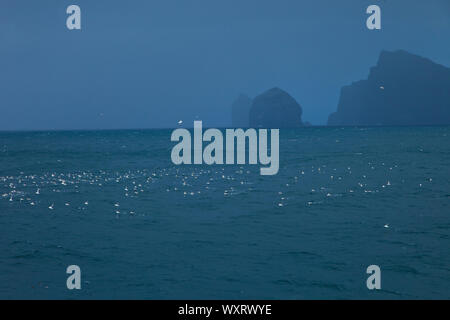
328, 50, 450, 126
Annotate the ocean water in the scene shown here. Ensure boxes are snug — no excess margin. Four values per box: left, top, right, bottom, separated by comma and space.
0, 126, 449, 299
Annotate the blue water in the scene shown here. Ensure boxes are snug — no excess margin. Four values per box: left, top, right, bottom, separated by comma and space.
0, 126, 449, 299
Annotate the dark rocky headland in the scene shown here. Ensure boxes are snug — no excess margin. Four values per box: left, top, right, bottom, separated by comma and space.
328, 50, 450, 126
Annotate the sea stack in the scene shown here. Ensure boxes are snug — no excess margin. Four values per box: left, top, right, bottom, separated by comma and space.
249, 87, 304, 128
328, 50, 450, 126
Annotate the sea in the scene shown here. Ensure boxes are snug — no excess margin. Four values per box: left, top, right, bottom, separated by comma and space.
0, 126, 449, 299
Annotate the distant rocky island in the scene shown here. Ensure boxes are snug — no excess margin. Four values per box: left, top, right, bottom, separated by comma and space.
328, 50, 450, 126
231, 87, 305, 128
231, 51, 450, 128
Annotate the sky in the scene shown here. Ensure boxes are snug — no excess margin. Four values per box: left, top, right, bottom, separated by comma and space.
0, 0, 449, 130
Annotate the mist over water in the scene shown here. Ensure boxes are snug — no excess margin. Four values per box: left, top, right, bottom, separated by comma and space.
1, 0, 450, 129
1, 127, 449, 299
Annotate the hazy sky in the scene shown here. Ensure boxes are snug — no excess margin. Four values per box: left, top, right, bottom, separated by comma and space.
1, 0, 449, 130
